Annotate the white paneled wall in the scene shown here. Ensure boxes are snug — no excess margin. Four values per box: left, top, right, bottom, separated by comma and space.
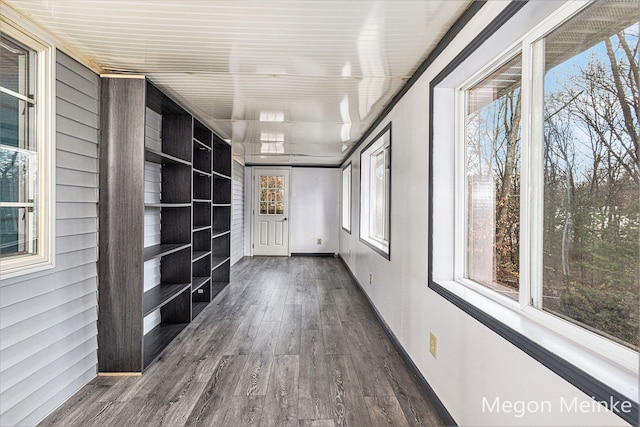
231, 160, 245, 265
143, 109, 162, 333
0, 52, 100, 426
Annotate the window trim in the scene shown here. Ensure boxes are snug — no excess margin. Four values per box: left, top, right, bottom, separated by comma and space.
341, 162, 352, 233
0, 17, 56, 279
359, 123, 391, 260
453, 0, 638, 370
428, 1, 638, 424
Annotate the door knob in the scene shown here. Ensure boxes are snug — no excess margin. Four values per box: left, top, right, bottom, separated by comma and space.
283, 218, 288, 221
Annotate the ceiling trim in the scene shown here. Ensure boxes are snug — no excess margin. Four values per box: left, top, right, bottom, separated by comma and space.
340, 0, 487, 166
0, 0, 105, 74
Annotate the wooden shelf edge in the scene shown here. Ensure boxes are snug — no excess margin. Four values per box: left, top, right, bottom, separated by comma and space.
211, 282, 229, 300
143, 323, 189, 369
145, 203, 191, 208
144, 148, 191, 166
193, 168, 212, 177
212, 171, 232, 180
143, 243, 191, 262
191, 301, 209, 320
211, 256, 230, 270
191, 276, 211, 293
143, 283, 191, 316
193, 138, 212, 151
212, 229, 231, 239
192, 250, 211, 262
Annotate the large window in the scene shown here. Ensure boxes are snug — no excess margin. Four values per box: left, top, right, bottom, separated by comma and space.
341, 163, 351, 233
360, 124, 391, 258
0, 19, 54, 278
458, 1, 638, 352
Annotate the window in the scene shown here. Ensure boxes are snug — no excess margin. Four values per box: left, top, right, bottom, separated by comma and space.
464, 54, 522, 301
342, 163, 352, 232
0, 19, 54, 278
258, 175, 284, 215
457, 1, 638, 352
360, 124, 391, 258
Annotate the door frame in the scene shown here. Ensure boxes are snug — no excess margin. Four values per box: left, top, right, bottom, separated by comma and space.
251, 167, 292, 256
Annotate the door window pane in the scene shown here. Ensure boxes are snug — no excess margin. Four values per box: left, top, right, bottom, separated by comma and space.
258, 175, 285, 216
465, 54, 522, 301
540, 2, 639, 350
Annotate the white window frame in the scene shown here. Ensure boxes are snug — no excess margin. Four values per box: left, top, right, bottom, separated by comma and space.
0, 17, 55, 279
341, 163, 352, 233
452, 1, 638, 371
360, 124, 391, 259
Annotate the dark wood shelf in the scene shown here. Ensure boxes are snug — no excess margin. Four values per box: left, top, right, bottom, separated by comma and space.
192, 276, 210, 293
193, 138, 212, 151
191, 302, 208, 319
192, 251, 211, 262
193, 168, 211, 177
143, 284, 191, 316
145, 203, 191, 208
143, 322, 189, 368
212, 229, 231, 239
212, 171, 231, 180
211, 283, 227, 300
145, 148, 191, 166
143, 243, 191, 262
212, 256, 229, 271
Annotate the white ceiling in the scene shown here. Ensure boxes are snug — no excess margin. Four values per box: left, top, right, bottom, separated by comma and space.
4, 0, 471, 166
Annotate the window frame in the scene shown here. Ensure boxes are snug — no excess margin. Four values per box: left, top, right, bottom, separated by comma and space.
341, 162, 352, 233
359, 123, 391, 259
452, 0, 638, 369
0, 17, 55, 279
429, 2, 638, 423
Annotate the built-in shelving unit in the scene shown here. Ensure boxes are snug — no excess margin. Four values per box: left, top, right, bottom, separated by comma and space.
98, 76, 231, 373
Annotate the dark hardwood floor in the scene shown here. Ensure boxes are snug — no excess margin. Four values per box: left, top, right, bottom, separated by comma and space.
40, 257, 444, 426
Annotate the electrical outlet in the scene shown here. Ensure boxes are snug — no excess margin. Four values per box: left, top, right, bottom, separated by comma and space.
369, 273, 373, 286
198, 289, 203, 294
317, 238, 322, 245
429, 332, 437, 359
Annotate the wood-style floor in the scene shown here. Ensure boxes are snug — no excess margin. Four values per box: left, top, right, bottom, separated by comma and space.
40, 256, 444, 427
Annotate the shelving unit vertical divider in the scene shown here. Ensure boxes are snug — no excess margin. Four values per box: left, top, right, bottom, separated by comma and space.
191, 119, 213, 320
211, 134, 232, 298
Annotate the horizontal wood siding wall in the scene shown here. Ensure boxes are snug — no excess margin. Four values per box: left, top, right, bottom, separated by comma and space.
231, 160, 244, 265
0, 51, 99, 426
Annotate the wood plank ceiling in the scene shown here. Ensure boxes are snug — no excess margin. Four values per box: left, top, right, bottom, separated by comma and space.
4, 0, 472, 166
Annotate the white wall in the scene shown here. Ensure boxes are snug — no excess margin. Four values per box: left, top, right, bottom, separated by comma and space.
339, 2, 630, 426
290, 168, 340, 254
244, 167, 340, 256
231, 159, 245, 265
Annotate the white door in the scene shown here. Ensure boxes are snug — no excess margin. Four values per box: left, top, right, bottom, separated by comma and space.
253, 168, 290, 256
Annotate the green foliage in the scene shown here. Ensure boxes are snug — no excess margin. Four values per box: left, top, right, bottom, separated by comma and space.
558, 282, 639, 348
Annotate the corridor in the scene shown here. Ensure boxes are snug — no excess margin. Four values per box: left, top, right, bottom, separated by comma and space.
40, 257, 443, 426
